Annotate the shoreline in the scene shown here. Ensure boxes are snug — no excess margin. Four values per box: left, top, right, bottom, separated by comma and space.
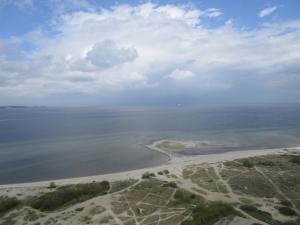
1, 144, 298, 189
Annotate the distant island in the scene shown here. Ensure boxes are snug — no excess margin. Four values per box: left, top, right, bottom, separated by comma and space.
0, 106, 46, 109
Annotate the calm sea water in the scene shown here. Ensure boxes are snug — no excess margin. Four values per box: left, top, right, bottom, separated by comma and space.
1, 105, 300, 184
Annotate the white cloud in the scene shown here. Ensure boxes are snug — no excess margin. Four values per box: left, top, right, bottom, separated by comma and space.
258, 6, 277, 18
204, 8, 223, 18
169, 69, 195, 80
85, 40, 138, 69
0, 3, 300, 104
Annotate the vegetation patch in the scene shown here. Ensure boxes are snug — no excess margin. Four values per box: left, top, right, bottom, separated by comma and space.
289, 155, 300, 165
242, 159, 254, 168
183, 166, 227, 193
172, 189, 203, 206
240, 205, 282, 225
0, 197, 20, 215
182, 202, 242, 225
142, 172, 156, 179
279, 200, 292, 207
30, 181, 110, 211
109, 179, 138, 193
276, 206, 297, 216
162, 181, 178, 188
228, 170, 276, 198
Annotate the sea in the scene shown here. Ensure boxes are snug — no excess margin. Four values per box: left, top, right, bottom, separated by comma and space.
1, 105, 300, 184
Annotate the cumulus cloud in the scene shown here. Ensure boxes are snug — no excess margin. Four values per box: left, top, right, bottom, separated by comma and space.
0, 3, 300, 104
85, 40, 137, 69
258, 6, 277, 18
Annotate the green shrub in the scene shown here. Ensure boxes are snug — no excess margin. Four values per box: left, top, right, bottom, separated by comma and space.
162, 181, 177, 188
48, 182, 56, 189
142, 172, 155, 179
174, 190, 192, 203
281, 220, 300, 225
240, 205, 281, 225
157, 171, 164, 175
289, 156, 300, 165
150, 173, 156, 177
242, 159, 254, 168
174, 190, 203, 205
182, 202, 241, 225
0, 197, 20, 215
168, 181, 178, 188
279, 200, 292, 207
163, 169, 170, 174
30, 181, 109, 211
276, 206, 297, 216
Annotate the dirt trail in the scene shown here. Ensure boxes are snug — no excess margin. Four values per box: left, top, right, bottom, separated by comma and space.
254, 166, 300, 215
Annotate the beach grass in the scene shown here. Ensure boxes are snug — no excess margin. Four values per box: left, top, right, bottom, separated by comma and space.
30, 181, 110, 211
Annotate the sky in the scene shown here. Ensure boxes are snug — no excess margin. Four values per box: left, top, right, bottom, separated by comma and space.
0, 0, 300, 106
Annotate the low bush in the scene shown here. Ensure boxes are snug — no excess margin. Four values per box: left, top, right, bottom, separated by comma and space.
0, 197, 20, 215
240, 205, 282, 225
182, 202, 241, 225
281, 220, 300, 225
30, 181, 109, 211
276, 206, 297, 216
242, 159, 254, 168
174, 189, 203, 205
280, 200, 292, 207
162, 181, 177, 188
142, 172, 155, 179
48, 182, 56, 189
289, 156, 300, 165
163, 169, 170, 174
